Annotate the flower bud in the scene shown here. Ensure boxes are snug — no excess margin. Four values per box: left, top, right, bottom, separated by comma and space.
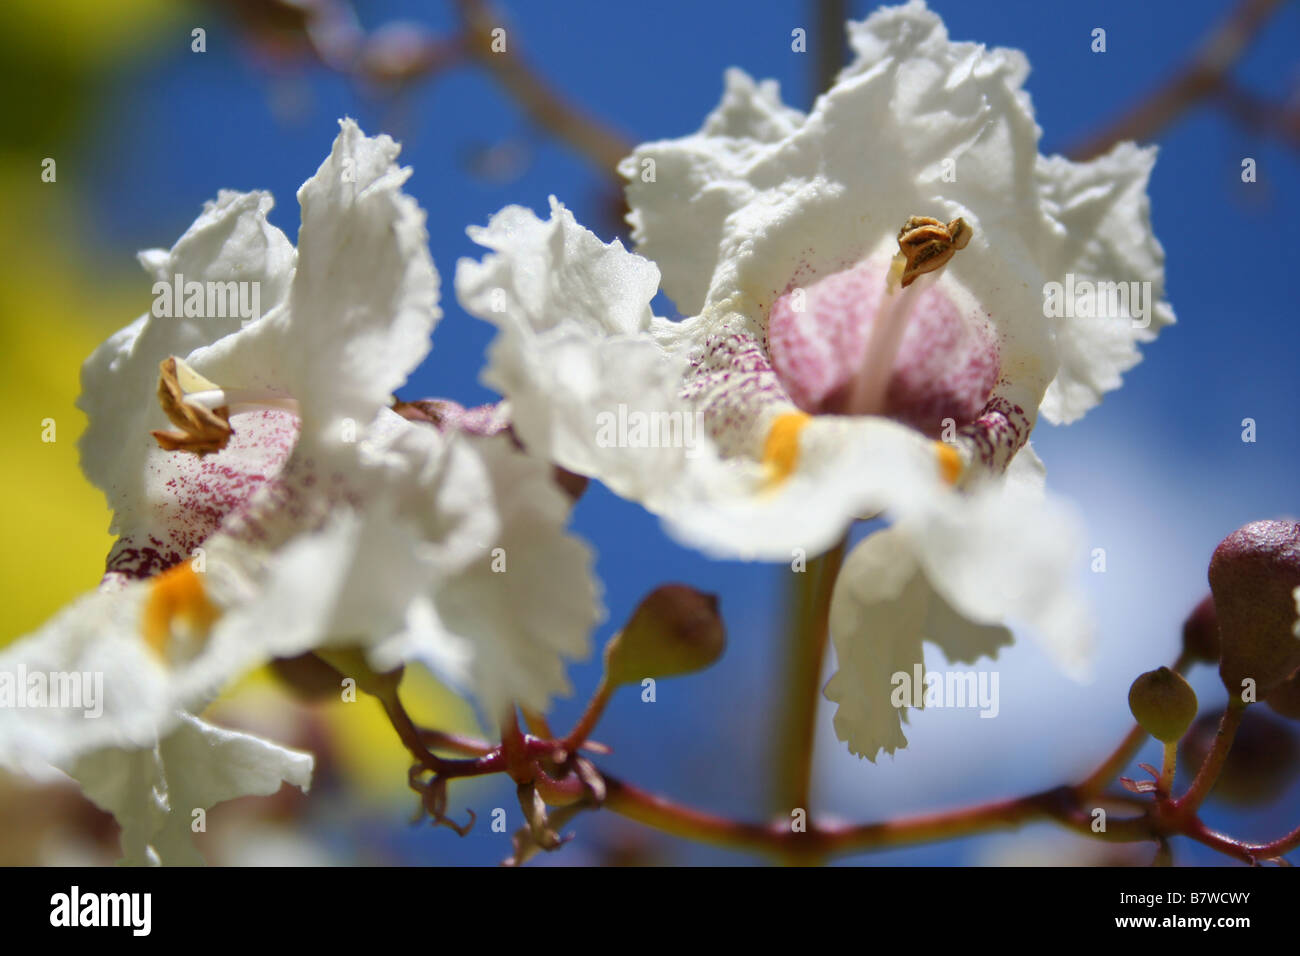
270, 652, 349, 700
1180, 709, 1299, 806
315, 647, 404, 702
1128, 667, 1198, 743
603, 585, 725, 687
1208, 520, 1300, 699
1180, 594, 1220, 663
1266, 668, 1300, 721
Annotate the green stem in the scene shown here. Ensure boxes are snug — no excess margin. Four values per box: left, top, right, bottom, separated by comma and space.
770, 537, 847, 819
1158, 740, 1178, 796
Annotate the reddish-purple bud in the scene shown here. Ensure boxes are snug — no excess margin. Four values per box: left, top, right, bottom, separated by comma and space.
1181, 594, 1220, 663
1208, 521, 1300, 700
1180, 709, 1300, 806
1266, 669, 1300, 720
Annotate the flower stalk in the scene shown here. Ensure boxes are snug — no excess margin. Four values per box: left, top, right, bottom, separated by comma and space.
770, 536, 847, 818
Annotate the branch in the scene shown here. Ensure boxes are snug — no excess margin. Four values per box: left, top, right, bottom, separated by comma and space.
451, 0, 635, 176
602, 776, 1151, 861
1065, 0, 1286, 160
1214, 79, 1300, 153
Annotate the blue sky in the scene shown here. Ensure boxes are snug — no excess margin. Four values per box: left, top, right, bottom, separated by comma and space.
70, 0, 1300, 864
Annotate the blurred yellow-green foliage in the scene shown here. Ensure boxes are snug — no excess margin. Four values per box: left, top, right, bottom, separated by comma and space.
1, 0, 180, 641
0, 0, 476, 807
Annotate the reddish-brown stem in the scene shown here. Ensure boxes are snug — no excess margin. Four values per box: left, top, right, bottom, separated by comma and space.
1065, 0, 1285, 160
381, 695, 442, 773
451, 0, 634, 175
1077, 722, 1151, 800
1252, 823, 1300, 860
418, 728, 494, 757
1179, 818, 1300, 865
382, 675, 1297, 865
382, 695, 503, 778
602, 777, 1149, 860
559, 678, 613, 754
1172, 701, 1247, 816
519, 707, 555, 739
1214, 80, 1300, 153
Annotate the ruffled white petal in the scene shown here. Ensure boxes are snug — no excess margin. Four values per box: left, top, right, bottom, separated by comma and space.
66, 714, 312, 865
0, 587, 170, 774
891, 467, 1093, 679
369, 432, 602, 725
458, 197, 660, 337
622, 0, 1171, 437
825, 526, 1011, 760
1037, 143, 1176, 424
459, 199, 719, 504
825, 463, 1089, 760
194, 118, 439, 442
619, 69, 805, 316
79, 191, 296, 541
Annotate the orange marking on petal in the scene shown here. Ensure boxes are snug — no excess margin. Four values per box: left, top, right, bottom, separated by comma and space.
142, 563, 219, 661
935, 442, 964, 485
762, 412, 812, 487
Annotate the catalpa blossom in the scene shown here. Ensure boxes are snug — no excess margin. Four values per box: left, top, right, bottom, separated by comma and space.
0, 120, 598, 862
459, 1, 1172, 758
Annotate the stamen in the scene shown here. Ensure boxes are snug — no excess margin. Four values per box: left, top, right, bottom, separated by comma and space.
844, 216, 973, 418
152, 357, 233, 456
845, 269, 935, 416
186, 388, 300, 416
150, 356, 298, 456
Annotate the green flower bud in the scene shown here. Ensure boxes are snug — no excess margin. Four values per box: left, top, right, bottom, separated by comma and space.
603, 585, 725, 687
1128, 667, 1198, 743
1208, 520, 1300, 699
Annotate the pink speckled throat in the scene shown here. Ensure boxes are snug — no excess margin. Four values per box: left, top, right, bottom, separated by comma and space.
768, 256, 1000, 440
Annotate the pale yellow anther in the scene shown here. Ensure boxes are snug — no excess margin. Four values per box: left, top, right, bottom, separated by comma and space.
173, 358, 220, 395
152, 356, 233, 456
762, 411, 812, 487
142, 563, 219, 662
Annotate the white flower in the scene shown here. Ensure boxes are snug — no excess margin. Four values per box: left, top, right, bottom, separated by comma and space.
81, 117, 436, 585
1, 120, 600, 861
460, 1, 1171, 757
69, 714, 313, 866
825, 451, 1091, 760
